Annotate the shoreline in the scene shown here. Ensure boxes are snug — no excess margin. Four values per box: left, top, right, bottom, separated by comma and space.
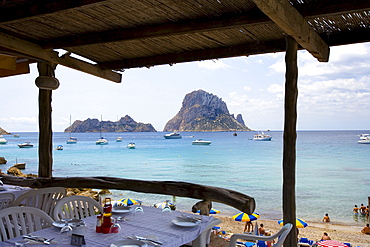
211, 215, 370, 247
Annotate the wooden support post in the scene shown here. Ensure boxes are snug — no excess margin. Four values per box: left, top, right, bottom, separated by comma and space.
37, 61, 55, 178
283, 35, 298, 247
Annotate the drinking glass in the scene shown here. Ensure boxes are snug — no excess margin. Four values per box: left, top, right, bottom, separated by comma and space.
161, 200, 172, 214
110, 217, 122, 237
59, 221, 73, 245
134, 202, 144, 217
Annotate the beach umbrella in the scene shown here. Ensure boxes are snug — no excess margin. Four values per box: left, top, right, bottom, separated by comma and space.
154, 201, 174, 209
316, 240, 347, 247
232, 212, 260, 222
196, 208, 220, 214
117, 198, 139, 206
278, 218, 308, 228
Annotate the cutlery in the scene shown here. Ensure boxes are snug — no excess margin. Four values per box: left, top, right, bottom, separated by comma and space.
180, 215, 202, 222
23, 236, 54, 245
131, 235, 162, 245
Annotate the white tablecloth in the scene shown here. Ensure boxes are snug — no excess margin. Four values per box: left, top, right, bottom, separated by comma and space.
0, 184, 31, 199
3, 206, 221, 247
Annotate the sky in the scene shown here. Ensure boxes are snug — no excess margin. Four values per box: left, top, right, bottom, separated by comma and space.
1, 42, 370, 132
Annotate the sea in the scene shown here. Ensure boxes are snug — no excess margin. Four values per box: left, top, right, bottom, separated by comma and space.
1, 130, 369, 226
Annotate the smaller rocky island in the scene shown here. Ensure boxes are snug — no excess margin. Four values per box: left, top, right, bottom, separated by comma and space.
64, 115, 156, 132
0, 127, 10, 135
164, 89, 251, 132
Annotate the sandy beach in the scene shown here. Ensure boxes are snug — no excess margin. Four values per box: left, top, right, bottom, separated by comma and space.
208, 215, 370, 247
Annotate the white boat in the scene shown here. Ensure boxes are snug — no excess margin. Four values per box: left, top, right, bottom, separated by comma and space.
66, 137, 77, 144
66, 116, 77, 144
96, 137, 109, 145
96, 115, 108, 145
253, 132, 272, 141
164, 132, 182, 139
18, 142, 33, 148
358, 134, 370, 144
56, 145, 64, 150
116, 137, 123, 142
0, 135, 8, 144
192, 139, 212, 145
127, 142, 136, 149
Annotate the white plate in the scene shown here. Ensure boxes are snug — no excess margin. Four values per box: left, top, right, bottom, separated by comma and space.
52, 219, 85, 228
110, 239, 147, 247
112, 206, 134, 214
172, 217, 201, 227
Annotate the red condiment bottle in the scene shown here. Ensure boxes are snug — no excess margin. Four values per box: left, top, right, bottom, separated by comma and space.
95, 213, 102, 233
102, 198, 113, 234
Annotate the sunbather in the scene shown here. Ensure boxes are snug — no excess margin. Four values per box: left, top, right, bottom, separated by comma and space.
320, 232, 331, 241
361, 223, 370, 234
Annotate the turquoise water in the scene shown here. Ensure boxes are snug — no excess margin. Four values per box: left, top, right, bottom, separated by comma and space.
1, 131, 369, 226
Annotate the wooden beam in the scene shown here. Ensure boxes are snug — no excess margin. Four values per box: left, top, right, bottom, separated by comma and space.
15, 1, 369, 49
0, 61, 30, 78
283, 36, 298, 247
0, 176, 256, 214
40, 10, 269, 49
0, 32, 122, 83
0, 0, 108, 23
251, 0, 330, 62
99, 39, 287, 70
0, 54, 16, 70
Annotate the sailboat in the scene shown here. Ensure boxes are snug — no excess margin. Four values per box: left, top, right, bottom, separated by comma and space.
116, 116, 122, 142
66, 115, 77, 144
96, 115, 108, 145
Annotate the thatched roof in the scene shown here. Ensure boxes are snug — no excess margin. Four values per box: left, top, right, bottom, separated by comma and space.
0, 0, 369, 82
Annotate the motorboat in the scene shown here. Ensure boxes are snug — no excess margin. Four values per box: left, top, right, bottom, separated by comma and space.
192, 139, 212, 145
127, 142, 136, 149
18, 142, 33, 148
164, 132, 182, 139
56, 145, 64, 150
358, 134, 370, 144
0, 135, 7, 144
66, 137, 77, 144
13, 134, 20, 138
116, 137, 123, 142
96, 137, 108, 145
253, 132, 272, 141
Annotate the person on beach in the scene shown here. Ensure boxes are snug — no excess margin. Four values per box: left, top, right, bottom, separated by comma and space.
353, 205, 359, 214
360, 204, 366, 215
361, 223, 370, 234
365, 206, 369, 220
320, 232, 331, 241
258, 224, 266, 235
322, 213, 330, 222
265, 232, 274, 247
244, 221, 253, 233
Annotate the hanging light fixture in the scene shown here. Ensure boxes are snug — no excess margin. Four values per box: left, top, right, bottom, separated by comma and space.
35, 75, 60, 90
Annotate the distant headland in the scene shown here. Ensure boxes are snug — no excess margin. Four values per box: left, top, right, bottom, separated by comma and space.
64, 115, 156, 132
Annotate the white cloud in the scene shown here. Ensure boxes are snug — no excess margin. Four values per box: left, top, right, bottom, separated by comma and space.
243, 86, 252, 92
0, 117, 38, 125
267, 84, 283, 94
197, 60, 231, 70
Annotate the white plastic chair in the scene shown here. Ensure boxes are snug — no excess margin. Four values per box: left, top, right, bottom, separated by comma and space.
228, 223, 293, 247
0, 206, 54, 241
53, 195, 103, 221
0, 193, 15, 210
12, 187, 66, 217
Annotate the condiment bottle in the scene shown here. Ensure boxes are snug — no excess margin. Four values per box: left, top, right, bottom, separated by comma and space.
102, 198, 113, 234
95, 213, 102, 233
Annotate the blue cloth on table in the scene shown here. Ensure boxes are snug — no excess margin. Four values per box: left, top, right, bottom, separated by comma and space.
244, 242, 256, 247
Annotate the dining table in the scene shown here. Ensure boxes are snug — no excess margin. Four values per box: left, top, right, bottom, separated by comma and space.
0, 184, 31, 199
2, 205, 221, 247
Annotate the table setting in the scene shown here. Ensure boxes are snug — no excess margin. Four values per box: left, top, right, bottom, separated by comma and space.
2, 203, 220, 247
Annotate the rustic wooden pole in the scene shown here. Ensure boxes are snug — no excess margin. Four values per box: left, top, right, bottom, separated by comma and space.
283, 35, 298, 247
37, 62, 55, 178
